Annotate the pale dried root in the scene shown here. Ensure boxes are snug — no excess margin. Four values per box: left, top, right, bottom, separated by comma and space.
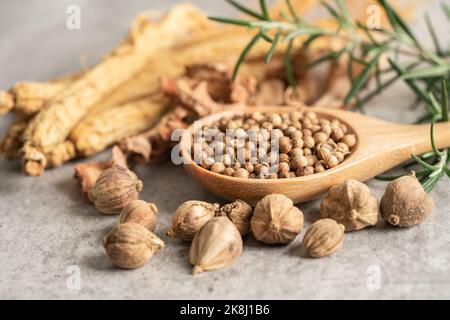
20, 95, 165, 174
3, 71, 84, 118
20, 4, 211, 175
45, 140, 77, 168
86, 29, 273, 118
70, 95, 166, 157
11, 81, 70, 118
0, 91, 14, 115
119, 106, 190, 164
21, 143, 47, 176
0, 119, 28, 159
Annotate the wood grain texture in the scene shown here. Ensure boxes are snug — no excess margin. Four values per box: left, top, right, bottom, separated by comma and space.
181, 107, 450, 205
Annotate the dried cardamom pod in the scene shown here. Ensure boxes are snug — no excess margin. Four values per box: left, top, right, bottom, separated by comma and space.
103, 223, 165, 269
166, 200, 219, 241
381, 175, 434, 227
217, 199, 253, 236
117, 200, 158, 231
320, 180, 379, 231
303, 218, 344, 258
189, 217, 243, 275
250, 194, 303, 244
89, 165, 143, 214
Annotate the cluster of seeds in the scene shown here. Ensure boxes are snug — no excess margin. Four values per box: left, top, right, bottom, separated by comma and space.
192, 110, 356, 179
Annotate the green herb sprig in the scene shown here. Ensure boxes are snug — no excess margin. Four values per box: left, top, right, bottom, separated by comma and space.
210, 0, 450, 191
210, 0, 449, 108
377, 80, 449, 191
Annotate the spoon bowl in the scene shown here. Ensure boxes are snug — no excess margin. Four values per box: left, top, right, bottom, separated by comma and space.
180, 106, 450, 205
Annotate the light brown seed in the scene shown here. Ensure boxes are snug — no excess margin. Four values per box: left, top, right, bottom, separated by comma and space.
251, 194, 304, 244
341, 134, 356, 148
103, 223, 164, 269
303, 219, 344, 258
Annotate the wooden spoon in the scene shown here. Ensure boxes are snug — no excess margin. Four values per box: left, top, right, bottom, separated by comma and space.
180, 106, 450, 205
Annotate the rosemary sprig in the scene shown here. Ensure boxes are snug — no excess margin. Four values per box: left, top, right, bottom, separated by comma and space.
210, 0, 450, 191
210, 0, 450, 109
376, 80, 450, 191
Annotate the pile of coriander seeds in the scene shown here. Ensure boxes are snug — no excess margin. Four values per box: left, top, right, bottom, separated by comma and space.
192, 109, 356, 179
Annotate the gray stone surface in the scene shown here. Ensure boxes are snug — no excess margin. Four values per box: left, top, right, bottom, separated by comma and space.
0, 1, 449, 300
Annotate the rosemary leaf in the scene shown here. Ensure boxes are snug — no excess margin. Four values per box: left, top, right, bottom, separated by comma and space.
305, 50, 341, 68
444, 165, 450, 177
208, 16, 251, 27
286, 0, 300, 23
336, 0, 354, 30
284, 40, 296, 87
378, 0, 399, 30
356, 22, 379, 45
425, 13, 443, 56
422, 175, 441, 192
378, 0, 420, 48
232, 33, 262, 80
344, 54, 380, 105
301, 34, 322, 50
347, 51, 355, 81
430, 123, 444, 156
428, 91, 442, 116
416, 113, 434, 124
359, 73, 400, 104
388, 59, 430, 104
376, 169, 430, 181
402, 64, 450, 80
259, 0, 270, 20
225, 0, 265, 20
260, 31, 274, 43
411, 154, 437, 171
264, 33, 280, 63
279, 10, 292, 23
320, 1, 342, 23
375, 61, 382, 91
442, 3, 450, 21
442, 80, 449, 121
284, 26, 328, 41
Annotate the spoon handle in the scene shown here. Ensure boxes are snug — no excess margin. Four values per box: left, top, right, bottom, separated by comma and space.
380, 121, 450, 155
349, 120, 450, 180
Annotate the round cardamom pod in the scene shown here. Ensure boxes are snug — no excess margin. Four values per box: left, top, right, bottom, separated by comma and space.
251, 194, 303, 244
166, 200, 219, 241
381, 175, 434, 227
320, 180, 379, 231
189, 217, 243, 275
303, 218, 344, 258
117, 200, 158, 231
103, 223, 165, 269
89, 165, 143, 214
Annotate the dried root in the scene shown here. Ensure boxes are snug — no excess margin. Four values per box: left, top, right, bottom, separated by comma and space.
20, 4, 212, 176
0, 119, 28, 159
70, 95, 165, 157
11, 81, 72, 118
46, 141, 77, 168
119, 59, 317, 164
0, 91, 14, 115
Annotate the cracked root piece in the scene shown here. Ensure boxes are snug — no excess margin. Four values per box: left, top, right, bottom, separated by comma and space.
21, 144, 47, 176
0, 119, 28, 159
20, 4, 211, 175
70, 95, 165, 157
0, 91, 14, 115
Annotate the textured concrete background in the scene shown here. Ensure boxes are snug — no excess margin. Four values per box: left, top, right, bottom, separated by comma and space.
0, 0, 449, 300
